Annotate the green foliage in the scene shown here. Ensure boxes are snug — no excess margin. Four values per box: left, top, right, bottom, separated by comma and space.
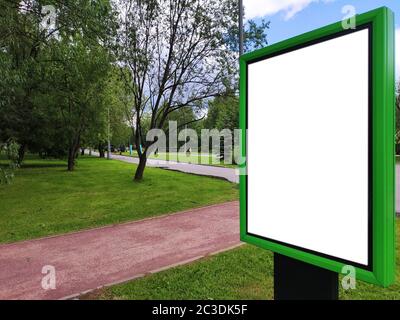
115, 0, 269, 179
1, 0, 267, 174
39, 34, 113, 168
224, 3, 270, 54
204, 95, 239, 131
0, 1, 122, 169
0, 140, 20, 184
161, 107, 203, 141
103, 68, 134, 148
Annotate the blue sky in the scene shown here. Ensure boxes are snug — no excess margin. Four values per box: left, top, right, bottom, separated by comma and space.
244, 0, 399, 78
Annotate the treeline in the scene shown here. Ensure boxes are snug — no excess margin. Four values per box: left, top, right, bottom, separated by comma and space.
0, 0, 128, 170
0, 0, 269, 178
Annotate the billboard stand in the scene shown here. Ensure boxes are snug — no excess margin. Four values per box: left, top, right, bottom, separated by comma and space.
240, 7, 395, 289
274, 253, 338, 300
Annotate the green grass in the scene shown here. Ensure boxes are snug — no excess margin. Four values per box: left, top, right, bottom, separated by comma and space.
84, 220, 400, 300
115, 151, 237, 168
83, 245, 274, 300
0, 156, 238, 244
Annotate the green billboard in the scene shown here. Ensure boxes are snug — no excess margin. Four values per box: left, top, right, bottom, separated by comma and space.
240, 7, 395, 287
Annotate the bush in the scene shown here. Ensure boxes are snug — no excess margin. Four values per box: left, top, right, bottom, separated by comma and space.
0, 139, 20, 184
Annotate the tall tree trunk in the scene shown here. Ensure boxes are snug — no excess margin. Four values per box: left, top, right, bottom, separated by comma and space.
17, 143, 26, 164
67, 136, 81, 171
98, 143, 105, 158
67, 147, 75, 171
134, 155, 147, 180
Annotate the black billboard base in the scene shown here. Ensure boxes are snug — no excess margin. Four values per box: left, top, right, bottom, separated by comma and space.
274, 253, 339, 300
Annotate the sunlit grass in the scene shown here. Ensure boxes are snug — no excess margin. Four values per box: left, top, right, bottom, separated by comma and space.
84, 221, 399, 300
0, 156, 238, 243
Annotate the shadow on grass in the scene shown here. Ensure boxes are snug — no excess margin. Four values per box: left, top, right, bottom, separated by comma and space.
20, 163, 66, 169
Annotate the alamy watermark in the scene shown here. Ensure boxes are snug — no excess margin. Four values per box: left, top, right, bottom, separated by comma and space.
41, 265, 56, 290
144, 121, 246, 175
341, 265, 356, 290
341, 5, 356, 30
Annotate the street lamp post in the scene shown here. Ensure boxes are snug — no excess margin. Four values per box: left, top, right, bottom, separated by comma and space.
239, 0, 244, 56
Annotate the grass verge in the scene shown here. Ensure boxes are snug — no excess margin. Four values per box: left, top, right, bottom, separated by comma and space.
0, 156, 238, 243
83, 220, 399, 300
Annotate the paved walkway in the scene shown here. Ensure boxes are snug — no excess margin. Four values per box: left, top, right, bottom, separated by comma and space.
0, 201, 240, 300
90, 152, 400, 212
90, 154, 400, 212
90, 151, 239, 183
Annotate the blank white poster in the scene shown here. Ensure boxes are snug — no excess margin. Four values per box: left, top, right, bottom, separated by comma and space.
247, 28, 369, 266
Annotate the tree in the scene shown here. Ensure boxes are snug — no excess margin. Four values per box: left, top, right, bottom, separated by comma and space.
0, 0, 52, 162
0, 139, 20, 185
0, 0, 117, 166
103, 69, 133, 151
42, 36, 112, 170
204, 94, 239, 131
201, 94, 239, 161
115, 0, 268, 180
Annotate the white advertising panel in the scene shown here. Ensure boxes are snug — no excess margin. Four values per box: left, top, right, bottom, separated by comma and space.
247, 28, 370, 266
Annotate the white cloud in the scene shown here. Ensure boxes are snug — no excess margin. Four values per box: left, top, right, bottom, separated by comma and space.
396, 27, 400, 79
243, 0, 334, 21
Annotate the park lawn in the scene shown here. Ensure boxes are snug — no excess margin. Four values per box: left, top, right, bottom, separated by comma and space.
115, 151, 237, 169
83, 220, 400, 300
0, 156, 238, 244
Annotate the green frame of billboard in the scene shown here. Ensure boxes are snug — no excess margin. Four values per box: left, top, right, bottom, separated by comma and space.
239, 7, 395, 287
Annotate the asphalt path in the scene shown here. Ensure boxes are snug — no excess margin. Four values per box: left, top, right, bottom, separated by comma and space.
91, 151, 239, 183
